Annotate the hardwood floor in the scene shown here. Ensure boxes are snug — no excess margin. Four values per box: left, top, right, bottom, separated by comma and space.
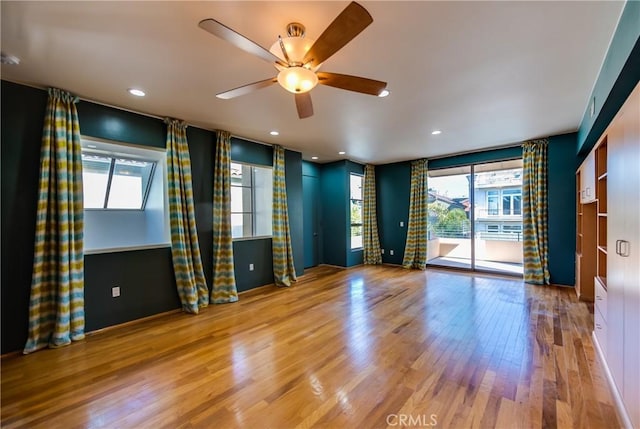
1, 265, 619, 428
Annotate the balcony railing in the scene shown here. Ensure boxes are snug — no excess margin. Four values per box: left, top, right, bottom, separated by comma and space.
474, 208, 522, 218
430, 227, 522, 242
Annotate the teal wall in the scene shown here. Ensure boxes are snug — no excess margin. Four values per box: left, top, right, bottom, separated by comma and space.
317, 160, 365, 267
302, 161, 322, 267
578, 1, 640, 155
428, 146, 523, 169
0, 80, 304, 353
376, 162, 411, 265
320, 161, 348, 266
547, 133, 577, 286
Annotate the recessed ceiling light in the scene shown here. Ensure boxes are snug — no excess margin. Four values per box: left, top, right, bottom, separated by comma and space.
270, 131, 279, 136
311, 156, 319, 160
378, 89, 390, 97
431, 130, 442, 135
338, 151, 346, 155
127, 88, 146, 97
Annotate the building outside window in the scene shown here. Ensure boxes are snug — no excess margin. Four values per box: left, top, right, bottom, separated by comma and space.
82, 154, 155, 210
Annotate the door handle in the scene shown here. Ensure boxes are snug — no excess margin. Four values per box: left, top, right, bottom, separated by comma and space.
620, 240, 630, 257
616, 239, 622, 255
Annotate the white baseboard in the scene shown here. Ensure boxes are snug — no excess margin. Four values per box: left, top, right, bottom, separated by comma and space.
592, 331, 633, 429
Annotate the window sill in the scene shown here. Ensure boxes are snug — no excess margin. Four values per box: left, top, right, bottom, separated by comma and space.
232, 235, 272, 242
84, 243, 171, 255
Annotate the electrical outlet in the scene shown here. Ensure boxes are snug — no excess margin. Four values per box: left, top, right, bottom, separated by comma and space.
390, 250, 394, 256
381, 249, 385, 254
400, 221, 404, 227
112, 286, 120, 298
249, 263, 254, 271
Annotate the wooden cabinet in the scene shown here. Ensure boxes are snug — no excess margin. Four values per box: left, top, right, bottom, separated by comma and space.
579, 150, 596, 203
593, 81, 640, 429
575, 151, 598, 301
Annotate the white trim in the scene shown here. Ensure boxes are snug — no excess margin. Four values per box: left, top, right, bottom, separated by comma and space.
84, 243, 170, 255
592, 331, 633, 429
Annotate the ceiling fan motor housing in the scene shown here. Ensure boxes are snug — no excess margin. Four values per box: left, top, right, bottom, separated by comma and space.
270, 23, 318, 71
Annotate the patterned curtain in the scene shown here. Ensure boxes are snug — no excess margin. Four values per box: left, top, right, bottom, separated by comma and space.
522, 139, 551, 285
363, 164, 382, 264
402, 159, 429, 270
24, 88, 85, 354
211, 131, 239, 303
272, 145, 297, 287
165, 119, 209, 312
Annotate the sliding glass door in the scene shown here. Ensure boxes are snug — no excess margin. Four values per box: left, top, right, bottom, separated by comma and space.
473, 160, 523, 274
427, 159, 523, 275
427, 166, 472, 270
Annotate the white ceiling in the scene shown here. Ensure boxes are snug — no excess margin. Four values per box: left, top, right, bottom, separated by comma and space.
0, 1, 624, 164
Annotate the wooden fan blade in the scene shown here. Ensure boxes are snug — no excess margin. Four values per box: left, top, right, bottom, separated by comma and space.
216, 77, 278, 99
199, 19, 287, 67
317, 72, 387, 96
302, 2, 373, 69
295, 93, 314, 119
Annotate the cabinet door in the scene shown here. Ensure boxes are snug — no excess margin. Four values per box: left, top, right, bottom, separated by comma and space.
621, 83, 640, 429
607, 109, 625, 390
580, 151, 596, 203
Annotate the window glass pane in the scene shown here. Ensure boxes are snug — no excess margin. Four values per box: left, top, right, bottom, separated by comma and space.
487, 194, 499, 215
231, 185, 252, 213
230, 164, 273, 239
231, 213, 253, 238
502, 195, 511, 215
350, 175, 363, 200
350, 200, 362, 225
253, 166, 273, 237
513, 195, 521, 215
82, 154, 111, 208
351, 226, 363, 249
107, 159, 155, 209
350, 174, 363, 249
230, 163, 243, 185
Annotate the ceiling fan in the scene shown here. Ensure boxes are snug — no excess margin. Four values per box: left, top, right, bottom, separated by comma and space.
198, 1, 387, 119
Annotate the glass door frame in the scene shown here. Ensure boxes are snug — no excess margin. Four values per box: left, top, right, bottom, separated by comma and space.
427, 157, 523, 276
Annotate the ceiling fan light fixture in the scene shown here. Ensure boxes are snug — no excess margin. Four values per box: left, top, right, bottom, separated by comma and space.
270, 36, 316, 71
278, 67, 318, 94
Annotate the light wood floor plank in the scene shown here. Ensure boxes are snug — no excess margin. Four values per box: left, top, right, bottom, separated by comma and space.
1, 265, 619, 428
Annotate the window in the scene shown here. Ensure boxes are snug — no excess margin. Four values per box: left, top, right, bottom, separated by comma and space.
502, 189, 521, 215
487, 224, 500, 233
503, 225, 522, 233
81, 138, 169, 253
82, 153, 155, 209
231, 162, 272, 239
350, 174, 363, 249
487, 190, 499, 216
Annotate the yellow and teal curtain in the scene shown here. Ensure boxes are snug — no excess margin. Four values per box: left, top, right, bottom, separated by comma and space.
24, 88, 85, 354
166, 119, 209, 312
363, 164, 382, 264
523, 139, 551, 285
272, 145, 297, 287
211, 130, 239, 303
402, 159, 428, 270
